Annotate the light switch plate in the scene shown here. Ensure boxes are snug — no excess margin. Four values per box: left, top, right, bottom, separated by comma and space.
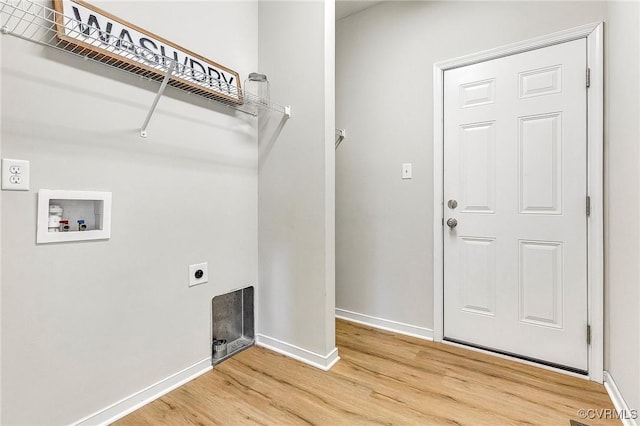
2, 158, 30, 190
402, 163, 412, 179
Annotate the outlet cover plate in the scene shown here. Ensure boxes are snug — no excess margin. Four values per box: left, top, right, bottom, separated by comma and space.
189, 262, 208, 287
2, 158, 30, 190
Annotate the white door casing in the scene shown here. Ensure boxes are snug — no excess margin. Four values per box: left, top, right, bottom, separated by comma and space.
443, 39, 587, 371
433, 22, 604, 381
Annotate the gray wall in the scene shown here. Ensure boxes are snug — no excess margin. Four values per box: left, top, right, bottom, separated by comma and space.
1, 1, 258, 424
336, 0, 609, 331
337, 0, 639, 410
0, 27, 3, 421
605, 0, 640, 412
258, 1, 336, 358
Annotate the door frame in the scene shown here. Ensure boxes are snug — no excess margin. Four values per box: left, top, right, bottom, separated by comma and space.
432, 22, 604, 382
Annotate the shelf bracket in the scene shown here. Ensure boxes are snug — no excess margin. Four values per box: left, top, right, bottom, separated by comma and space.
335, 128, 346, 149
140, 62, 175, 138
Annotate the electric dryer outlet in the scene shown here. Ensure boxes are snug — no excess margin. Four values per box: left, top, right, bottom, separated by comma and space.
188, 263, 208, 287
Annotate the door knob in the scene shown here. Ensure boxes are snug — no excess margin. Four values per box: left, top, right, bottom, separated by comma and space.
447, 199, 458, 209
446, 218, 458, 228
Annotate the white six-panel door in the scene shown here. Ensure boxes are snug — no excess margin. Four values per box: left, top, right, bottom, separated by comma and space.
443, 39, 588, 371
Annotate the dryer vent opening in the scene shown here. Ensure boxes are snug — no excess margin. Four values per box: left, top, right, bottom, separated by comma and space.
211, 286, 254, 365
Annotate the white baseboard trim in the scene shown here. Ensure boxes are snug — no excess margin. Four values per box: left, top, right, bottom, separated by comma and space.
335, 308, 434, 341
256, 334, 340, 371
604, 371, 639, 426
74, 357, 212, 426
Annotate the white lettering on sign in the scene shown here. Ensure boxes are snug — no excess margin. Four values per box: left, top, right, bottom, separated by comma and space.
53, 0, 242, 103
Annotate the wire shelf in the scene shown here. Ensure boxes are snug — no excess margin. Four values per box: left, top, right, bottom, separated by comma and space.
0, 0, 290, 120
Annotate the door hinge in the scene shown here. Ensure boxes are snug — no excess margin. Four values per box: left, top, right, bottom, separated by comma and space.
586, 196, 591, 216
586, 68, 591, 88
587, 324, 592, 345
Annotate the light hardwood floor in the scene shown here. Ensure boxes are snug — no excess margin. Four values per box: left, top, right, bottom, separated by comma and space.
116, 319, 618, 425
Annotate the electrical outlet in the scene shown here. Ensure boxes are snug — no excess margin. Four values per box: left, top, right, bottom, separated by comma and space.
188, 262, 208, 287
2, 158, 30, 191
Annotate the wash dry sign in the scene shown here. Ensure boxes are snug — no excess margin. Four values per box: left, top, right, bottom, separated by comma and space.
52, 0, 242, 103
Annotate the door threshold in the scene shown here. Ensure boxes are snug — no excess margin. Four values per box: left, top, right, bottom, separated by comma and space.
443, 337, 588, 376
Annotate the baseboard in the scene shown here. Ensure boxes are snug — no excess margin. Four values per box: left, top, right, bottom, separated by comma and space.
604, 371, 639, 426
74, 357, 212, 426
335, 308, 434, 341
256, 334, 340, 371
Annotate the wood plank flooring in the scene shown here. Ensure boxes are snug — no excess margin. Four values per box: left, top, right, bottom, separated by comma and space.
115, 320, 618, 425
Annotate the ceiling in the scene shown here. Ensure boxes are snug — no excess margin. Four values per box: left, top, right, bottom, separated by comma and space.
335, 1, 383, 20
